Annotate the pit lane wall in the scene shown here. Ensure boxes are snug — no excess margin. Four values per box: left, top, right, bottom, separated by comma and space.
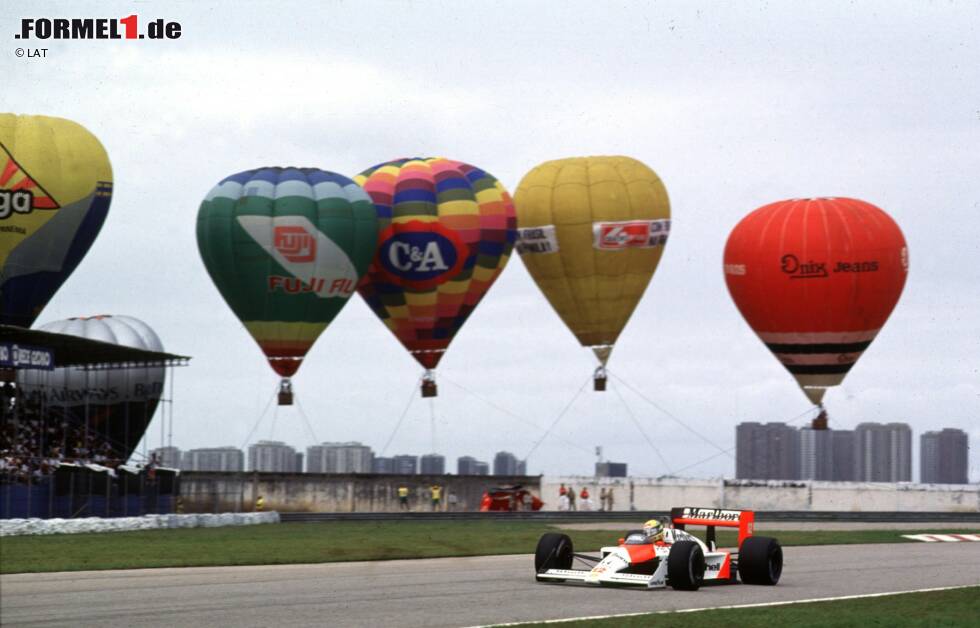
541, 477, 979, 512
178, 472, 540, 513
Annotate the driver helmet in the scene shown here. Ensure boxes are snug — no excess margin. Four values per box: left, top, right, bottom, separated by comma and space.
642, 519, 665, 542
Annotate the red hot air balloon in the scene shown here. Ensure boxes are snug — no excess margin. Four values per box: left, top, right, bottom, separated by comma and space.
723, 197, 908, 424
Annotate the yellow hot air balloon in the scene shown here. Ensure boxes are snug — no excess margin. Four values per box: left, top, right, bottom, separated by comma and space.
1, 114, 113, 328
514, 156, 670, 389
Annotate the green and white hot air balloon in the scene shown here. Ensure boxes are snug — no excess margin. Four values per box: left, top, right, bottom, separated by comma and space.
196, 167, 378, 403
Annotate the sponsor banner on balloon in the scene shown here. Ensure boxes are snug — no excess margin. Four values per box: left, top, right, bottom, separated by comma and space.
515, 225, 559, 255
0, 342, 54, 370
593, 219, 670, 250
237, 215, 359, 299
375, 220, 466, 290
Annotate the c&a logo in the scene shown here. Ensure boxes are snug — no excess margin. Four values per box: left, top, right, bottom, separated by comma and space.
377, 220, 466, 289
274, 225, 316, 263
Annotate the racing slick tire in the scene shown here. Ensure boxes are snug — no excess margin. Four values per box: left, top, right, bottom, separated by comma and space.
738, 536, 783, 585
667, 540, 705, 591
535, 533, 573, 582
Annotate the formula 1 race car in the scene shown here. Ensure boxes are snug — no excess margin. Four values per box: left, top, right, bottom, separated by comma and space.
534, 507, 782, 590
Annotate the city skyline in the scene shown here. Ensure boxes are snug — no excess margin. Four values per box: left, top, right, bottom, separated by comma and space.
155, 418, 973, 481
157, 443, 524, 476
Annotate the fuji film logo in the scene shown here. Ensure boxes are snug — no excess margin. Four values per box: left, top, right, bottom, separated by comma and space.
274, 225, 316, 263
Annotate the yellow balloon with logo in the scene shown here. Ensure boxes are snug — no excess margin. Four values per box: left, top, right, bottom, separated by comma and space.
0, 114, 113, 328
514, 156, 670, 389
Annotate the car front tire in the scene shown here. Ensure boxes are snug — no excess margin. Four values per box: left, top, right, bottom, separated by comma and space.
534, 533, 573, 582
667, 540, 705, 590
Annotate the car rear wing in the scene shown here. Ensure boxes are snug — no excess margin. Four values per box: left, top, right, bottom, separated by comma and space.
670, 507, 755, 549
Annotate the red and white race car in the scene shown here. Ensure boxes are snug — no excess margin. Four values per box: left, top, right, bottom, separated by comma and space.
534, 507, 782, 590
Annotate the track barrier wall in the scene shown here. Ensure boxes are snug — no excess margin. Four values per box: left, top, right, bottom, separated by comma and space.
177, 472, 540, 513
540, 476, 980, 513
9, 471, 974, 517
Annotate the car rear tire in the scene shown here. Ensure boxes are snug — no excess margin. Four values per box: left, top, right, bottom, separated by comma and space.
534, 533, 573, 582
667, 540, 705, 590
738, 536, 782, 585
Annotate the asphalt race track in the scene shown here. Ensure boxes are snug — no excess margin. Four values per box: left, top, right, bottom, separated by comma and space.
2, 543, 978, 627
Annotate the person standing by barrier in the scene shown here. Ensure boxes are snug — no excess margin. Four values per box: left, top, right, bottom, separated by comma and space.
598, 487, 608, 511
398, 485, 409, 510
567, 485, 576, 511
430, 484, 442, 511
447, 491, 458, 511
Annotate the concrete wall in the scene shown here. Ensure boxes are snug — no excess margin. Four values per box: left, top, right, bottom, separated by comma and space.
178, 472, 541, 513
541, 476, 980, 512
178, 472, 978, 513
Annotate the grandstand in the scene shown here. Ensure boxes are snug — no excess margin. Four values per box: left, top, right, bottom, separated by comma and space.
0, 324, 189, 518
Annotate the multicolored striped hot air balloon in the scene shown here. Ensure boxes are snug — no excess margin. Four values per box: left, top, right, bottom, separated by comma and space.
513, 156, 671, 390
196, 168, 378, 404
723, 197, 908, 424
0, 114, 113, 328
355, 157, 517, 397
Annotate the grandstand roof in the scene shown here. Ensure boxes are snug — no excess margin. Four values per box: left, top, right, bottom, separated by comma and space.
0, 324, 190, 369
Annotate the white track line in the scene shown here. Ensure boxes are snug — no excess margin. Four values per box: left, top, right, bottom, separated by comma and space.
473, 584, 980, 627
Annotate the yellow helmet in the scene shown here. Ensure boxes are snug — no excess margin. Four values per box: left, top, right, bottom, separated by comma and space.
643, 519, 664, 541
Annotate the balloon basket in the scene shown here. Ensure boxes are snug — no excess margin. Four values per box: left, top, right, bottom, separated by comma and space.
278, 379, 294, 406
811, 409, 828, 430
593, 367, 607, 392
421, 372, 437, 398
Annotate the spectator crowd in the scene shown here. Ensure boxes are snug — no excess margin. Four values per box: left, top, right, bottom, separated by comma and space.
1, 382, 121, 483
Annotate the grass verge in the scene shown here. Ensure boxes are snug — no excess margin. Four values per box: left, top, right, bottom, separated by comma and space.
1, 521, 975, 574
515, 585, 980, 627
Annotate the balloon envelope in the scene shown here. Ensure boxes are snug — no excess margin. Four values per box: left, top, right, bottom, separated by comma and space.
513, 156, 670, 366
17, 315, 165, 459
356, 157, 516, 370
723, 197, 908, 405
196, 168, 378, 378
0, 114, 113, 328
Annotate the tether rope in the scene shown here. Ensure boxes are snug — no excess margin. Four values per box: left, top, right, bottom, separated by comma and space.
379, 376, 421, 456
611, 373, 732, 457
522, 375, 592, 462
609, 377, 674, 474
239, 385, 278, 450
438, 372, 592, 455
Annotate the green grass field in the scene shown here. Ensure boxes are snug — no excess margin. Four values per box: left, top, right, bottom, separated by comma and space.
2, 521, 974, 574
515, 586, 980, 627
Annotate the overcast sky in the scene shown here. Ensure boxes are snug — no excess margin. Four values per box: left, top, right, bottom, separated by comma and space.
7, 1, 979, 480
